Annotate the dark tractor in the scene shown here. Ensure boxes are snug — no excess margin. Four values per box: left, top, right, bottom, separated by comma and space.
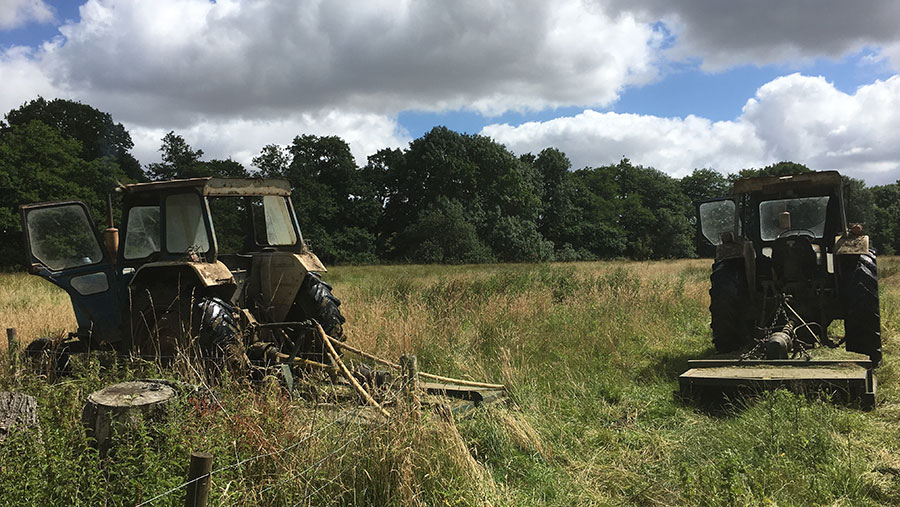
20, 177, 345, 368
696, 171, 881, 366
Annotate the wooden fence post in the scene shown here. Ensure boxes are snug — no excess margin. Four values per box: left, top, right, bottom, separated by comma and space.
6, 328, 18, 372
185, 451, 213, 507
400, 354, 420, 418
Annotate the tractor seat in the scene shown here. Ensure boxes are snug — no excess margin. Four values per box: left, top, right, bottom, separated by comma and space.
771, 235, 817, 282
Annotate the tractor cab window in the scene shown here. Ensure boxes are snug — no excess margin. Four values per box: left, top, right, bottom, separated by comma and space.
165, 193, 210, 254
251, 196, 298, 246
123, 206, 160, 259
208, 197, 250, 254
699, 200, 736, 245
759, 196, 830, 241
25, 204, 103, 270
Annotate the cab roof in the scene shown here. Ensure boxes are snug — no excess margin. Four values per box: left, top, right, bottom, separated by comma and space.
733, 170, 842, 195
119, 177, 291, 197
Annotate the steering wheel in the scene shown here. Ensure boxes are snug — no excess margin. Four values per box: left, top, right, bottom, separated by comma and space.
776, 228, 816, 239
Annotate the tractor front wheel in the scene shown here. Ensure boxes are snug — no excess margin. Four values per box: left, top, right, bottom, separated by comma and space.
840, 251, 882, 366
709, 259, 753, 353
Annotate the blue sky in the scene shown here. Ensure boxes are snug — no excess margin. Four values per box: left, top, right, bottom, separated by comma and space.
2, 0, 900, 185
401, 54, 893, 138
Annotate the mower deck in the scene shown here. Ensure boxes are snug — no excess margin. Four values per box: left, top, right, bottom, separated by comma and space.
679, 359, 876, 410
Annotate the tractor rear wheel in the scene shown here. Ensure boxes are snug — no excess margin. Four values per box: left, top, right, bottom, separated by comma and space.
131, 288, 241, 363
294, 272, 345, 340
709, 259, 753, 353
195, 297, 242, 354
280, 272, 346, 363
840, 251, 882, 366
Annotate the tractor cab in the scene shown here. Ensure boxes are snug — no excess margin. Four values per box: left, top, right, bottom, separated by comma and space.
20, 178, 340, 358
694, 171, 880, 365
682, 171, 881, 409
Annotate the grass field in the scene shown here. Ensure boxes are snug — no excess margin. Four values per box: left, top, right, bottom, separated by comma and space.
0, 257, 898, 505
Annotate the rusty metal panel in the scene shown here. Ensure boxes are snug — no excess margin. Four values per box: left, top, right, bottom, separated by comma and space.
119, 178, 211, 194
834, 234, 870, 255
679, 359, 876, 409
296, 251, 327, 272
119, 177, 291, 197
191, 260, 234, 285
131, 260, 234, 288
252, 252, 309, 322
204, 178, 291, 196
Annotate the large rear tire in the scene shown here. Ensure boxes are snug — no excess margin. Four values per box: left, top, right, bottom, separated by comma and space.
195, 297, 242, 354
709, 259, 753, 353
281, 272, 346, 363
840, 251, 882, 366
295, 272, 345, 340
131, 287, 241, 362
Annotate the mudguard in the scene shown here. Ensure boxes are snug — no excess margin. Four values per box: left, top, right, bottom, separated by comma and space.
834, 234, 870, 256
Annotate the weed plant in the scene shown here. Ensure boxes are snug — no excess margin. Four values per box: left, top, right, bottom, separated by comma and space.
0, 257, 897, 505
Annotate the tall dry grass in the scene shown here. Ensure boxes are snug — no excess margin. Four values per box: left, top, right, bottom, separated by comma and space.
0, 257, 897, 505
0, 272, 76, 350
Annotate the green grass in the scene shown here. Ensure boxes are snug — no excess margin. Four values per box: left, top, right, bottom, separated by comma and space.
0, 257, 898, 505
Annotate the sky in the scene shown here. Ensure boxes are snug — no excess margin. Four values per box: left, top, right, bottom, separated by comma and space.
1, 0, 900, 185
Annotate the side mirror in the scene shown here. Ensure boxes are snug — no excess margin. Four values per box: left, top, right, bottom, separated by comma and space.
696, 198, 737, 258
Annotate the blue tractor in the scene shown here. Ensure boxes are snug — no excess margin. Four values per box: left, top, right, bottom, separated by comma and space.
21, 177, 345, 368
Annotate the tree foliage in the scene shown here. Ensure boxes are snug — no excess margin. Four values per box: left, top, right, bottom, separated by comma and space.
3, 96, 898, 267
375, 127, 547, 263
0, 120, 127, 266
4, 97, 143, 181
254, 135, 380, 264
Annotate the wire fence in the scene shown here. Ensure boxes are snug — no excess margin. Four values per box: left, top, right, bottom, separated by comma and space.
259, 407, 396, 505
133, 403, 382, 506
9, 346, 318, 380
6, 332, 428, 505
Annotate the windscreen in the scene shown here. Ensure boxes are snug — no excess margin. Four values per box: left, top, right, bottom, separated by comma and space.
252, 196, 298, 246
759, 196, 830, 241
165, 193, 210, 254
123, 206, 160, 259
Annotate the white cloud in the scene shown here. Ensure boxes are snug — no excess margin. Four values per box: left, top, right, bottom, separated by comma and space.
482, 111, 766, 178
743, 73, 900, 183
871, 41, 900, 74
483, 74, 900, 184
0, 45, 61, 115
2, 1, 900, 187
35, 0, 661, 124
604, 0, 900, 70
0, 0, 664, 170
0, 0, 54, 30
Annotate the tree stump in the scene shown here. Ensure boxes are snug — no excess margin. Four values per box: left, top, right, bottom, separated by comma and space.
0, 392, 40, 444
81, 380, 176, 456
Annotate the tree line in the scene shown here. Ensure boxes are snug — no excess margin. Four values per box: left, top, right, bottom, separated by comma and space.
1, 97, 898, 268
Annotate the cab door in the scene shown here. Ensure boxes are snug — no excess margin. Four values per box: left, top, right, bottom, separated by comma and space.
20, 201, 123, 347
696, 198, 737, 258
